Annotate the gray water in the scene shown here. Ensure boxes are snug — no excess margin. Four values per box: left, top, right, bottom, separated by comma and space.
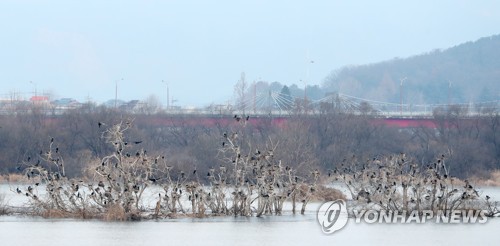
1, 184, 499, 246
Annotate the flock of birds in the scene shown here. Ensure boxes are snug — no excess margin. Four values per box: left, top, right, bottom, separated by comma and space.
14, 115, 498, 219
332, 153, 497, 216
13, 115, 321, 219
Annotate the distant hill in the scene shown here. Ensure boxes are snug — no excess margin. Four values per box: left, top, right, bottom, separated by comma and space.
323, 34, 500, 105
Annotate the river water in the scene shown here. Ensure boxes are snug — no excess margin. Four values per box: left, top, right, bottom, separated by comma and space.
1, 184, 499, 246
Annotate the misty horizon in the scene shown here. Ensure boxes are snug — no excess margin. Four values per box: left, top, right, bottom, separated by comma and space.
1, 1, 499, 107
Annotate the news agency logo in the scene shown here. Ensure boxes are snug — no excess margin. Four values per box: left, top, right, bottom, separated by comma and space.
317, 199, 348, 234
317, 199, 488, 234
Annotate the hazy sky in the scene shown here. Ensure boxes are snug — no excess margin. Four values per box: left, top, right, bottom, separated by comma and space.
1, 0, 499, 107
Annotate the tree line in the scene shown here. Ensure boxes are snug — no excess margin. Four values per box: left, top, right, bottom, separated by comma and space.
0, 103, 498, 180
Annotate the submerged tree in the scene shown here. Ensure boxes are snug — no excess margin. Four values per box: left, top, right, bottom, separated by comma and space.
14, 120, 164, 219
13, 116, 341, 220
332, 153, 499, 217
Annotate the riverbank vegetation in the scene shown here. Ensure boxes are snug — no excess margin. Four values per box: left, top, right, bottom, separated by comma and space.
333, 153, 499, 217
0, 102, 498, 220
9, 118, 345, 220
0, 103, 498, 180
0, 194, 7, 215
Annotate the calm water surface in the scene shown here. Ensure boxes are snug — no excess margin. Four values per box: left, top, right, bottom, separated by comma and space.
1, 184, 499, 246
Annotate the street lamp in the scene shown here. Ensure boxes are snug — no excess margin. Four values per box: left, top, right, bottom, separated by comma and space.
115, 78, 123, 109
162, 80, 169, 110
29, 81, 37, 97
447, 80, 452, 108
400, 77, 407, 117
304, 59, 314, 113
29, 81, 37, 105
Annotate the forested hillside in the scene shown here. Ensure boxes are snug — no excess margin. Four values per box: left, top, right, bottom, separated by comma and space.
323, 34, 500, 104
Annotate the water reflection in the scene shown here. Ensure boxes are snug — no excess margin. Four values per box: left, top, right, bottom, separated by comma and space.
1, 184, 499, 246
1, 213, 499, 246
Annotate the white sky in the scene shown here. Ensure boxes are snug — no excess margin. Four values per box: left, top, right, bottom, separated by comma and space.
1, 0, 499, 107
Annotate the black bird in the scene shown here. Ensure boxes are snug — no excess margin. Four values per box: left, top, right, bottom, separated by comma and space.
98, 122, 103, 128
134, 141, 143, 144
486, 195, 490, 200
246, 115, 249, 121
16, 187, 22, 194
50, 137, 54, 143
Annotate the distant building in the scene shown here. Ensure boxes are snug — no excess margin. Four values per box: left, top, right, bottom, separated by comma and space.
52, 98, 81, 113
52, 98, 79, 107
30, 96, 50, 106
